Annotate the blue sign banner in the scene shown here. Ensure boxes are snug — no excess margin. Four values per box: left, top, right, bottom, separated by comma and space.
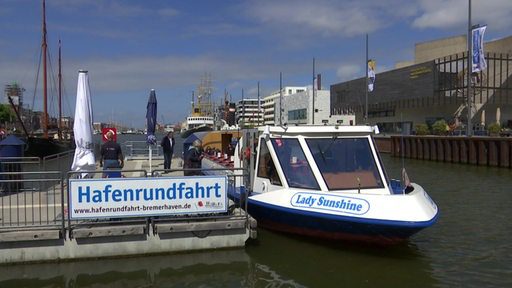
471, 25, 487, 73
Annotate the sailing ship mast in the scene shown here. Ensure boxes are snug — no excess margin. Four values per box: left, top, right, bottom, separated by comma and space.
41, 0, 49, 138
58, 39, 62, 140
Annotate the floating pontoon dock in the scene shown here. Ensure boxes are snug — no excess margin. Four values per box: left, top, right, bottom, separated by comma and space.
0, 148, 256, 264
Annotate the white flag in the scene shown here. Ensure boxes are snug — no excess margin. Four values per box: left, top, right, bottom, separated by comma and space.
471, 25, 487, 73
367, 60, 376, 92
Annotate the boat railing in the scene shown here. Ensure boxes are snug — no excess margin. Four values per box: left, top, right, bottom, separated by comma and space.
123, 141, 163, 160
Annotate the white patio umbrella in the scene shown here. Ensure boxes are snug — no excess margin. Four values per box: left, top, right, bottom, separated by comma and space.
496, 107, 501, 124
71, 70, 96, 177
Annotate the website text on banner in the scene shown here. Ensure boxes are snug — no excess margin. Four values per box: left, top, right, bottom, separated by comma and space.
69, 176, 228, 219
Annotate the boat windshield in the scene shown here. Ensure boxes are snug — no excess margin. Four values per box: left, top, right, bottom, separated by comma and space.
306, 137, 383, 190
270, 138, 320, 190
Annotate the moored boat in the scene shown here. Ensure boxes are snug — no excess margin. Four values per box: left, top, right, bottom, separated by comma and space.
201, 125, 439, 243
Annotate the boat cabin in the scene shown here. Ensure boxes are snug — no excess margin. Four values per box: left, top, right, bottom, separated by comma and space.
239, 125, 396, 196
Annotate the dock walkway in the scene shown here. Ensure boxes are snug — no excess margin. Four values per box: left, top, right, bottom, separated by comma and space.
0, 155, 256, 264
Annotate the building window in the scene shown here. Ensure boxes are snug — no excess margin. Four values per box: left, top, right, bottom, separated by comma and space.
288, 108, 307, 121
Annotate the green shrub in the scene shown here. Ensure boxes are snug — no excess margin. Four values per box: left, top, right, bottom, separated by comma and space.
487, 122, 501, 134
414, 123, 429, 135
432, 119, 448, 135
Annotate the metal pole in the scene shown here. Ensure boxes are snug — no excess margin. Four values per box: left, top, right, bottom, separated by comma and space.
42, 0, 49, 138
365, 34, 369, 124
279, 72, 283, 126
312, 57, 315, 125
257, 81, 260, 126
241, 88, 245, 128
467, 0, 472, 136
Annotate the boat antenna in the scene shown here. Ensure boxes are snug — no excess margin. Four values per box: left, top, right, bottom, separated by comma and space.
279, 72, 283, 126
400, 112, 409, 194
364, 34, 369, 125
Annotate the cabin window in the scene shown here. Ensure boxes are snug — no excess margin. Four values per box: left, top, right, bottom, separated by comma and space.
270, 138, 320, 190
257, 140, 282, 186
306, 138, 383, 190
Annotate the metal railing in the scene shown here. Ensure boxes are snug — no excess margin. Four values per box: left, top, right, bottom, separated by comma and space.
123, 141, 163, 159
0, 165, 251, 240
43, 150, 75, 173
0, 170, 64, 234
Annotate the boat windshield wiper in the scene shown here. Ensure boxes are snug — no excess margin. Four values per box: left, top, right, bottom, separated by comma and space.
317, 143, 326, 163
317, 135, 337, 163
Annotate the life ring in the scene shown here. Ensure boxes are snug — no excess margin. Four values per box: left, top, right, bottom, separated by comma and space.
244, 147, 251, 159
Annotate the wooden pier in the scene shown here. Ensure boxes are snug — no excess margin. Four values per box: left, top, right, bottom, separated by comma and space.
388, 136, 512, 168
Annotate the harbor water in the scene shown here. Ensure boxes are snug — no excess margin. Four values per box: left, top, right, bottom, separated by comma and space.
1, 133, 511, 287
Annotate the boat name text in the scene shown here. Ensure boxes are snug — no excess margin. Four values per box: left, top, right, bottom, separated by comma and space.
291, 192, 369, 215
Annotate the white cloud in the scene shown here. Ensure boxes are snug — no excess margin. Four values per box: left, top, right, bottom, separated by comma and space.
412, 0, 512, 31
245, 0, 386, 38
336, 64, 361, 81
245, 0, 511, 36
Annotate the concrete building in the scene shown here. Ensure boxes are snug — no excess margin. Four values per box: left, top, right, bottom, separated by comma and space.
331, 35, 512, 134
262, 86, 307, 125
236, 98, 263, 128
274, 87, 355, 126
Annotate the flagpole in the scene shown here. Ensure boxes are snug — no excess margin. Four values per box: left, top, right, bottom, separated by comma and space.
279, 72, 283, 126
241, 88, 245, 128
257, 81, 260, 126
312, 57, 315, 125
467, 0, 472, 136
365, 34, 369, 124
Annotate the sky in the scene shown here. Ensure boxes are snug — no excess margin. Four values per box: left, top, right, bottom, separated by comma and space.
1, 0, 511, 128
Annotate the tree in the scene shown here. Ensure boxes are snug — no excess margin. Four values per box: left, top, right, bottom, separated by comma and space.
0, 104, 15, 124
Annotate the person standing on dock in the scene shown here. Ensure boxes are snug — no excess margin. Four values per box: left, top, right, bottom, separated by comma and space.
160, 131, 175, 172
184, 139, 203, 176
100, 131, 124, 176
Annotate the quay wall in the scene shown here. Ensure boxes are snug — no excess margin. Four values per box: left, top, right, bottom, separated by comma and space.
0, 223, 251, 264
383, 136, 512, 168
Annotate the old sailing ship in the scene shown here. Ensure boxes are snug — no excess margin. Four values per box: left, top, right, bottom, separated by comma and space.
8, 0, 73, 158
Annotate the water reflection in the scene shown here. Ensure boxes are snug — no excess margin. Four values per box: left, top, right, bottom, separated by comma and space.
0, 248, 306, 288
246, 229, 436, 288
0, 250, 244, 287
